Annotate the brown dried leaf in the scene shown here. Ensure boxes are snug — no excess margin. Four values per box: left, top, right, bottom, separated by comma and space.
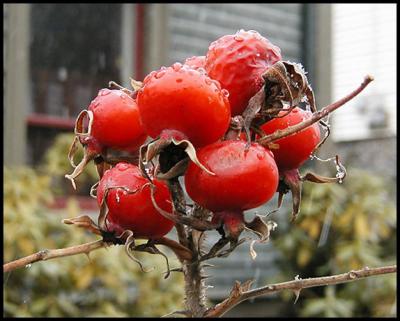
281, 169, 302, 222
155, 237, 193, 262
244, 216, 278, 259
62, 215, 101, 235
155, 158, 189, 180
301, 172, 339, 184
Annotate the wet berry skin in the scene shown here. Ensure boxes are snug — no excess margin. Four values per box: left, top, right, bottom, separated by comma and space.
185, 140, 279, 212
205, 29, 282, 116
97, 163, 174, 239
137, 63, 231, 147
261, 107, 321, 171
88, 89, 147, 152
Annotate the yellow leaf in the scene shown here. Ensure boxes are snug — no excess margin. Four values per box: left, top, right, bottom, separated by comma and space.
17, 238, 35, 255
308, 221, 321, 240
354, 214, 369, 240
75, 266, 93, 289
297, 246, 312, 267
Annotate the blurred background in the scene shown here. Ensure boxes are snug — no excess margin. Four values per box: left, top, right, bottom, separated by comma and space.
3, 3, 396, 317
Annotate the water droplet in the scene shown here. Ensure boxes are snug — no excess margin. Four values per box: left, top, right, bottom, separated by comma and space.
172, 62, 182, 71
160, 66, 167, 71
90, 100, 100, 109
256, 53, 260, 57
221, 89, 230, 98
257, 153, 264, 160
116, 189, 121, 203
25, 264, 32, 268
234, 35, 244, 42
197, 67, 206, 74
99, 89, 111, 96
155, 70, 166, 79
117, 163, 130, 171
211, 79, 221, 90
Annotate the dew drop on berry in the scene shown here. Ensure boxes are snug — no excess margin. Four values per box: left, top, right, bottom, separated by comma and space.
155, 70, 166, 79
99, 89, 111, 96
90, 100, 100, 109
234, 35, 244, 42
204, 78, 212, 85
117, 163, 130, 171
221, 89, 230, 98
172, 62, 183, 71
211, 79, 221, 90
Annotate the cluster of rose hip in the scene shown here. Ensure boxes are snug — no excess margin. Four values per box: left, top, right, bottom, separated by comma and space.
65, 30, 337, 262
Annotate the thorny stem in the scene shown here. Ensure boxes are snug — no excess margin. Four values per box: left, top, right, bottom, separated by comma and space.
167, 178, 189, 248
204, 265, 396, 317
3, 240, 107, 273
258, 75, 374, 144
164, 178, 208, 317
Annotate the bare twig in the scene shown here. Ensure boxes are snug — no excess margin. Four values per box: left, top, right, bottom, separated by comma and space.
258, 75, 374, 145
204, 265, 396, 317
3, 240, 107, 273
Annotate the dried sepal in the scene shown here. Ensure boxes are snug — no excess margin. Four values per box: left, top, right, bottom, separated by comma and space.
65, 110, 100, 189
67, 136, 80, 168
155, 237, 193, 262
62, 215, 102, 235
154, 158, 189, 180
89, 181, 99, 199
135, 240, 171, 279
171, 138, 215, 176
280, 169, 303, 222
139, 135, 214, 181
129, 77, 143, 92
150, 184, 219, 232
244, 216, 278, 260
302, 155, 347, 184
74, 109, 94, 137
242, 60, 316, 145
108, 80, 134, 96
124, 231, 154, 273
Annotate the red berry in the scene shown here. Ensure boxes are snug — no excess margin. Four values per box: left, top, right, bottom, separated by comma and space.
261, 107, 321, 171
184, 55, 206, 70
205, 30, 281, 116
184, 140, 279, 212
97, 163, 174, 239
89, 89, 147, 152
137, 63, 231, 147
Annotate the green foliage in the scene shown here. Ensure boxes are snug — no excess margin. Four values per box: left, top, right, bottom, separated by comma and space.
273, 168, 396, 317
4, 166, 184, 317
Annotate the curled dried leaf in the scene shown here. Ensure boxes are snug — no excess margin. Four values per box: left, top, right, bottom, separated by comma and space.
281, 169, 302, 222
244, 216, 277, 260
124, 231, 154, 273
62, 215, 102, 235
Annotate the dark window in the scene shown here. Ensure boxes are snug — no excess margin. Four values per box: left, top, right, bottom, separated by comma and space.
28, 4, 122, 165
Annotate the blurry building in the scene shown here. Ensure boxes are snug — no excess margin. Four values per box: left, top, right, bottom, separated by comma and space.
3, 3, 396, 317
